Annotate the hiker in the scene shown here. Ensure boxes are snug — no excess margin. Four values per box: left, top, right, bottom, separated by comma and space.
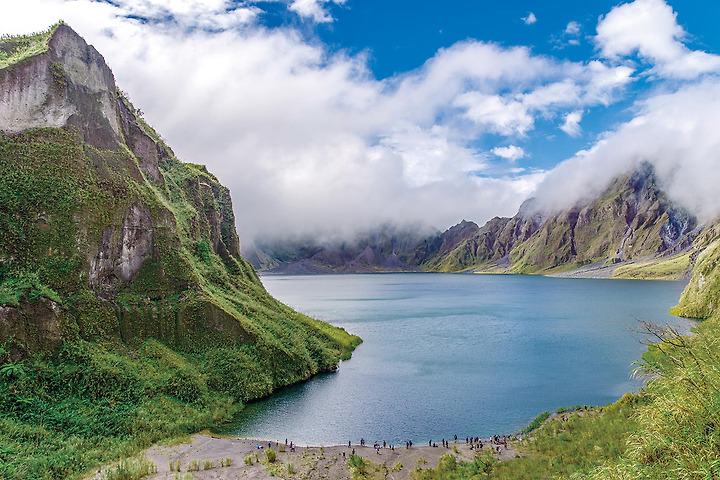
348, 440, 351, 448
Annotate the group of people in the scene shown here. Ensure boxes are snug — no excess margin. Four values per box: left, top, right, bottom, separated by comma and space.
347, 434, 511, 454
351, 438, 411, 454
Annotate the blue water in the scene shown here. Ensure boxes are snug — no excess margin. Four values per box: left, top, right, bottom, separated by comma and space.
219, 274, 692, 445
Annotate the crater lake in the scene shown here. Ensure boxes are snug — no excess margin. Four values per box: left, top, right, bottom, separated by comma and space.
218, 274, 692, 445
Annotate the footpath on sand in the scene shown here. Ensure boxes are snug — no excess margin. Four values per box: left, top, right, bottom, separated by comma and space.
98, 433, 523, 480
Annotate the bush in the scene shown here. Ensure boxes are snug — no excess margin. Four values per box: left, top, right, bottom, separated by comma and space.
265, 448, 277, 463
103, 457, 156, 480
522, 411, 551, 434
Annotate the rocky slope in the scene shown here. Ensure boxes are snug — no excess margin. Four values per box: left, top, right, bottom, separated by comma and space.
0, 23, 361, 479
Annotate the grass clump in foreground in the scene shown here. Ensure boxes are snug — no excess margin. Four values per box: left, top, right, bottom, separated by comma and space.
348, 454, 389, 480
102, 457, 157, 480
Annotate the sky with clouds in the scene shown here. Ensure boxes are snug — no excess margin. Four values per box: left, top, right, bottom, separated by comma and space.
2, 0, 720, 243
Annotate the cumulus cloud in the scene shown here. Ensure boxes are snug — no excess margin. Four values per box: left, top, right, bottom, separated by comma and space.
456, 93, 534, 135
288, 0, 345, 24
491, 145, 526, 162
596, 0, 720, 79
565, 21, 581, 36
560, 110, 583, 137
522, 12, 537, 25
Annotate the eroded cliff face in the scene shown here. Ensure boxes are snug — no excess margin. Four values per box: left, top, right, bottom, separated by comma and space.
0, 24, 358, 367
0, 24, 120, 149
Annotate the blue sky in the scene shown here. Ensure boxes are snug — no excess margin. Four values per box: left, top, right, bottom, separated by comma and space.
3, 0, 720, 240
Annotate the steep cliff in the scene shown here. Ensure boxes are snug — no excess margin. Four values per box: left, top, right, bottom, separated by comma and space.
0, 24, 360, 479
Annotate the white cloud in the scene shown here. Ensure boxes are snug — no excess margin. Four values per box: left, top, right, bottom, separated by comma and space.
492, 145, 526, 162
522, 12, 537, 25
596, 0, 720, 79
455, 93, 534, 135
288, 0, 345, 24
565, 21, 581, 35
560, 110, 583, 136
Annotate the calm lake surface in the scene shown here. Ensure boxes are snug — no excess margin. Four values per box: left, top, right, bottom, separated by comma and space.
219, 274, 692, 445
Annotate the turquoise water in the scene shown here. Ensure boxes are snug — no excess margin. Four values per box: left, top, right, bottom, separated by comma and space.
219, 273, 692, 445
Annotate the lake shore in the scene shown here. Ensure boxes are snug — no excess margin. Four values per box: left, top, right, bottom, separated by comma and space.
105, 433, 521, 480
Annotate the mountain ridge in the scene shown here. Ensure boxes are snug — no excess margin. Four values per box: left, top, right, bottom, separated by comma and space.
249, 162, 703, 281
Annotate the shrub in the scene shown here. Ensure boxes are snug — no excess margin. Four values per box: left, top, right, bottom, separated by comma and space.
103, 457, 156, 480
265, 448, 277, 463
522, 411, 552, 434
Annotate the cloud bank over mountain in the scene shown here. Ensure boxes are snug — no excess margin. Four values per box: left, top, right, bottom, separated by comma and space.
2, 0, 719, 241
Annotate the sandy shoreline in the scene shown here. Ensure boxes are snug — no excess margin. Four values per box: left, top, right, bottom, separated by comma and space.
97, 433, 521, 479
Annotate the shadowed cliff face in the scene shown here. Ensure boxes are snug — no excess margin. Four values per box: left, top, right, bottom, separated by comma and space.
0, 24, 359, 366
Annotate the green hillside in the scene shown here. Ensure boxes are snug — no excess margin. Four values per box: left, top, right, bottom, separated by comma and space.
0, 24, 359, 480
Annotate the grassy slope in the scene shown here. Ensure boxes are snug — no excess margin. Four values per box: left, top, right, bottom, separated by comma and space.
0, 27, 360, 479
0, 25, 55, 70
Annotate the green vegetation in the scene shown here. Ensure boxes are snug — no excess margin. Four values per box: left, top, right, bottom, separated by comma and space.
611, 252, 691, 280
520, 411, 551, 434
265, 448, 277, 463
347, 454, 380, 480
102, 457, 157, 480
413, 453, 496, 479
0, 23, 62, 70
0, 57, 359, 479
